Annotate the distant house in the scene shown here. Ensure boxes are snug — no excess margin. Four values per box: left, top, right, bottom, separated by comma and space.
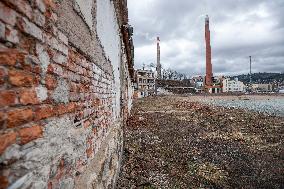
135, 69, 155, 98
252, 84, 273, 93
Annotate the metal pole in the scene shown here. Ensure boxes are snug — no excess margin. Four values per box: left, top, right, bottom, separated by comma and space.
249, 56, 252, 84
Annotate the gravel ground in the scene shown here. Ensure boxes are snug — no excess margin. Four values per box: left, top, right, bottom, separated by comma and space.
192, 95, 284, 117
117, 96, 284, 189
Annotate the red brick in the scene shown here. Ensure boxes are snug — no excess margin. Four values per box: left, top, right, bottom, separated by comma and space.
0, 111, 5, 129
7, 108, 33, 128
55, 103, 75, 115
5, 25, 19, 44
45, 74, 57, 90
35, 105, 53, 121
0, 49, 26, 66
0, 176, 9, 189
44, 0, 57, 9
83, 120, 91, 128
9, 69, 34, 87
0, 90, 17, 106
19, 88, 39, 105
93, 98, 100, 107
67, 103, 75, 113
17, 17, 43, 41
0, 132, 17, 154
56, 104, 67, 115
0, 68, 6, 85
0, 2, 17, 26
18, 125, 42, 144
47, 63, 64, 76
86, 137, 94, 158
86, 147, 93, 158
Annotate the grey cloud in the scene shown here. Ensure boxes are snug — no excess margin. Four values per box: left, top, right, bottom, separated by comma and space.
129, 0, 284, 76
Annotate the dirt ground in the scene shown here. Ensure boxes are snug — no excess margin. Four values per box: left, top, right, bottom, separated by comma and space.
116, 96, 284, 189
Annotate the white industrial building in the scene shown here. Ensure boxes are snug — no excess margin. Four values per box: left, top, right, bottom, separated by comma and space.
222, 78, 245, 93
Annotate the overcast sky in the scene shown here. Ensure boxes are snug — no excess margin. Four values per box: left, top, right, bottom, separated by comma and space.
128, 0, 284, 77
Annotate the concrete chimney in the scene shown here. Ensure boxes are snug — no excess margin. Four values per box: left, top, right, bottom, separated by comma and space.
156, 37, 161, 79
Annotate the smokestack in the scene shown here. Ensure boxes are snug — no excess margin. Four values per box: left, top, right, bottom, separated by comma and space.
156, 37, 161, 79
205, 15, 213, 91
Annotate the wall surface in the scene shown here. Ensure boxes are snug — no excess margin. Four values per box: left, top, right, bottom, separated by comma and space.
0, 0, 134, 189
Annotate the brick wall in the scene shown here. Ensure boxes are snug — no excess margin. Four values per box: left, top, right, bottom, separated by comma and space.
0, 0, 134, 188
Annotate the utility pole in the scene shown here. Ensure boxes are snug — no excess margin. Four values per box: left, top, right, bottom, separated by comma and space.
156, 37, 161, 79
249, 56, 252, 84
155, 37, 161, 95
248, 56, 252, 93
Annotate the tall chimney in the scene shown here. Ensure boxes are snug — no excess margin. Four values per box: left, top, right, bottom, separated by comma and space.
205, 15, 213, 90
156, 37, 161, 79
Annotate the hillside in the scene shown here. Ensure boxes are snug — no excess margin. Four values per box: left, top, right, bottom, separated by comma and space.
230, 73, 284, 84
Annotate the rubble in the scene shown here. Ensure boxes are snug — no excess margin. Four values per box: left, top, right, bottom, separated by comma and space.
117, 96, 284, 189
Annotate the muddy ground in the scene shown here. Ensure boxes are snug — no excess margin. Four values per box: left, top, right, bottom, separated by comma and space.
116, 96, 284, 189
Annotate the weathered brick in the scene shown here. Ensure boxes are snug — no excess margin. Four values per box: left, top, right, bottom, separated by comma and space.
35, 105, 53, 121
7, 108, 33, 128
35, 0, 46, 13
44, 0, 57, 9
0, 21, 5, 39
19, 88, 39, 105
35, 85, 48, 102
83, 120, 91, 128
45, 35, 68, 55
9, 69, 34, 87
55, 102, 74, 115
36, 43, 50, 75
0, 90, 17, 106
0, 111, 5, 129
52, 52, 67, 65
86, 137, 94, 158
4, 0, 32, 19
45, 10, 58, 24
0, 176, 9, 189
5, 25, 19, 44
48, 63, 63, 76
18, 125, 42, 144
45, 74, 57, 90
24, 55, 41, 74
0, 49, 26, 66
0, 2, 17, 26
57, 31, 68, 45
0, 132, 17, 154
18, 17, 43, 42
0, 67, 6, 85
33, 9, 46, 27
56, 104, 67, 115
67, 102, 76, 112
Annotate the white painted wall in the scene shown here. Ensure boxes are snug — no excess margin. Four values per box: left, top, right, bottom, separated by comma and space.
75, 0, 94, 30
96, 0, 121, 119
